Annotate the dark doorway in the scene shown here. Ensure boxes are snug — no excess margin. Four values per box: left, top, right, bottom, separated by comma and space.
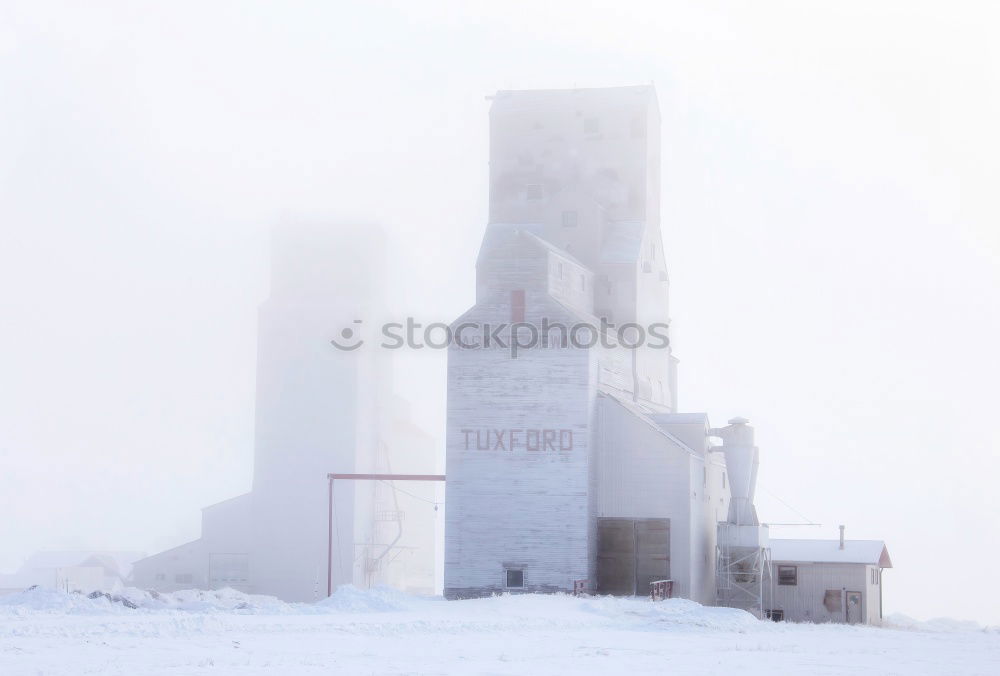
596, 517, 670, 595
847, 591, 863, 624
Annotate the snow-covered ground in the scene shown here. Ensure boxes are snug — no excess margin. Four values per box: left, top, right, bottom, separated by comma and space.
1, 586, 997, 675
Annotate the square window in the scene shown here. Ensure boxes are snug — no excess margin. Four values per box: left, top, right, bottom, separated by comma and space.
584, 117, 599, 134
777, 566, 797, 586
561, 210, 577, 227
505, 569, 524, 588
526, 184, 543, 200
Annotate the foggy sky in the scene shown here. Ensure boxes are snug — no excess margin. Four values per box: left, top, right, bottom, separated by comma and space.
1, 1, 998, 623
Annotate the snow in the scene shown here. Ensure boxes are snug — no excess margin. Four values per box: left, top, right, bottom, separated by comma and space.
769, 538, 892, 566
1, 587, 997, 675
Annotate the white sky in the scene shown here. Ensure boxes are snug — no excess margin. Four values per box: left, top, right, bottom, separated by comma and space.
1, 0, 998, 623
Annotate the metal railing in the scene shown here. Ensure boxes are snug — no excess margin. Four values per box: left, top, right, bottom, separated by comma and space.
650, 579, 673, 601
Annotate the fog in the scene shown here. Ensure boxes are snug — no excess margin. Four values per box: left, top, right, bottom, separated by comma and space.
1, 0, 998, 622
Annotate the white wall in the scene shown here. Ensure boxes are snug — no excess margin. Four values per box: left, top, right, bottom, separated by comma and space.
593, 396, 722, 604
444, 297, 595, 597
771, 560, 874, 624
131, 540, 206, 592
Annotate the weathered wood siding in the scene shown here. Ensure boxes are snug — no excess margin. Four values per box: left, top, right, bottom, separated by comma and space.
445, 236, 598, 598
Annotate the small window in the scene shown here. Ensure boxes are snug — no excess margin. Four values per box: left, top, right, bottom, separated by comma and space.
722, 472, 727, 489
558, 262, 564, 279
175, 573, 194, 585
580, 275, 586, 291
703, 467, 707, 487
584, 117, 599, 134
766, 609, 784, 622
505, 569, 524, 588
526, 184, 543, 200
777, 566, 797, 586
561, 210, 577, 227
155, 573, 165, 581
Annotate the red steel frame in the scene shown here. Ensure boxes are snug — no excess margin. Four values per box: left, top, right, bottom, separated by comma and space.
326, 473, 446, 596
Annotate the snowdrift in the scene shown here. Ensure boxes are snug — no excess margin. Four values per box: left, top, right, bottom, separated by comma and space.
0, 585, 756, 630
884, 613, 1000, 634
3, 585, 993, 636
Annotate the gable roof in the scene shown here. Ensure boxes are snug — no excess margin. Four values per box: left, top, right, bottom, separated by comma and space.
597, 390, 701, 458
18, 550, 145, 575
477, 223, 589, 269
770, 539, 892, 568
651, 412, 710, 426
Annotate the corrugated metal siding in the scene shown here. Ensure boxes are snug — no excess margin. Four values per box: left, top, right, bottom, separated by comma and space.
771, 561, 869, 623
594, 396, 710, 602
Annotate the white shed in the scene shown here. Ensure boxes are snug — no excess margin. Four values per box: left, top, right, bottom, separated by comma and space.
769, 538, 892, 624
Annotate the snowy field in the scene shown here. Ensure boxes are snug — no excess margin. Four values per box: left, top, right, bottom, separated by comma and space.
1, 587, 997, 675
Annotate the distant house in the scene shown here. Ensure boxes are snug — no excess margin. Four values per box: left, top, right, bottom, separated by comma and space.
769, 534, 892, 624
0, 551, 145, 595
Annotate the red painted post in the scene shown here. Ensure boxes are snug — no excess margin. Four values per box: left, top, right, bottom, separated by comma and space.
327, 475, 334, 597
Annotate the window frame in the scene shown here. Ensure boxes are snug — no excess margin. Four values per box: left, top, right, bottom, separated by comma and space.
777, 565, 798, 586
504, 568, 525, 589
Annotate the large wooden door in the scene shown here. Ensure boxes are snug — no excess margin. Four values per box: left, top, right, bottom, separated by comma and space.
596, 518, 670, 595
635, 519, 670, 595
596, 518, 635, 595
